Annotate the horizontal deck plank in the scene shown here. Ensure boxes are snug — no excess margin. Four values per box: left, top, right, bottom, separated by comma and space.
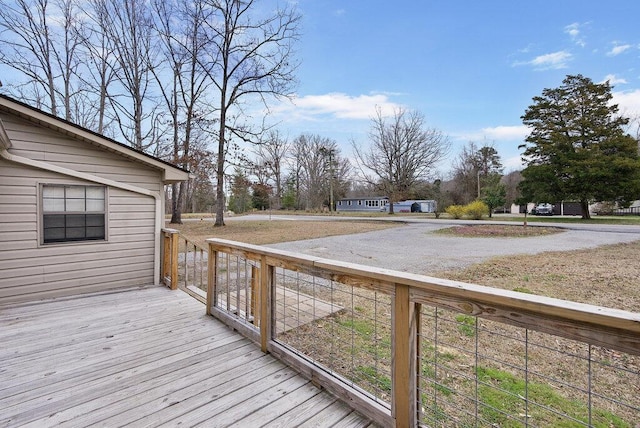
0, 287, 378, 427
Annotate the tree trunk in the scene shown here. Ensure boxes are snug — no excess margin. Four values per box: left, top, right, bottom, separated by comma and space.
580, 199, 591, 220
170, 182, 183, 224
214, 104, 226, 227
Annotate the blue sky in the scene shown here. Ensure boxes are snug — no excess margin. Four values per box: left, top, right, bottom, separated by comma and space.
270, 1, 640, 175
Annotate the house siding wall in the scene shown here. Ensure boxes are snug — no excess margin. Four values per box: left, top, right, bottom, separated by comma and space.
1, 114, 162, 192
0, 114, 161, 304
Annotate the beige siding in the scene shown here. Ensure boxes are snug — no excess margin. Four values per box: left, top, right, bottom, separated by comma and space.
0, 156, 158, 304
0, 113, 162, 192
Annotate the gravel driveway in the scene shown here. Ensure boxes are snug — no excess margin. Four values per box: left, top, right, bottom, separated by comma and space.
267, 221, 640, 275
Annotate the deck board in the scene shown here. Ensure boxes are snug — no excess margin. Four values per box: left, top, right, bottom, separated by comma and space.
0, 287, 378, 427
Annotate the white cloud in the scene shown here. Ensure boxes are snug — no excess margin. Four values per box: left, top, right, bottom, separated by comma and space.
481, 125, 529, 141
607, 43, 633, 56
454, 125, 529, 147
503, 155, 526, 171
334, 9, 346, 16
513, 51, 573, 70
273, 92, 403, 121
564, 22, 586, 47
602, 74, 627, 85
612, 89, 640, 117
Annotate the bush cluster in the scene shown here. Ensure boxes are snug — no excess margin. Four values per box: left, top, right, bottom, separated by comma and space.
445, 204, 465, 219
445, 200, 489, 220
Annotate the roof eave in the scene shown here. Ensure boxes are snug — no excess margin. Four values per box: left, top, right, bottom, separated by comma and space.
0, 95, 189, 182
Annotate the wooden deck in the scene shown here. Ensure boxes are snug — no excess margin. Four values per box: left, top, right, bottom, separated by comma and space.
0, 287, 378, 427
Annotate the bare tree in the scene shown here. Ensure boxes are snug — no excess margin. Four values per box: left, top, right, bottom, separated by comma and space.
285, 142, 305, 210
352, 107, 450, 214
253, 130, 289, 209
52, 0, 84, 121
451, 141, 504, 204
290, 134, 350, 211
151, 0, 215, 223
502, 170, 523, 210
291, 134, 329, 210
201, 0, 301, 226
96, 0, 160, 151
79, 0, 120, 134
0, 0, 84, 119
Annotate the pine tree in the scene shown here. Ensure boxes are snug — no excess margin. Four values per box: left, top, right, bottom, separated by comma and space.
519, 75, 640, 219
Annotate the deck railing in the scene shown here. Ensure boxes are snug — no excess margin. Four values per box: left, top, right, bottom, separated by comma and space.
163, 233, 640, 427
161, 228, 179, 289
161, 228, 208, 301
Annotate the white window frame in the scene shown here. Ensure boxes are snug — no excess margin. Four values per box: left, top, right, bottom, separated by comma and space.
40, 184, 107, 245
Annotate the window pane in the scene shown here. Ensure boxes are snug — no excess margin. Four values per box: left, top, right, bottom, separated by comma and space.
86, 214, 105, 227
44, 227, 66, 242
43, 198, 65, 212
66, 214, 86, 228
43, 214, 65, 243
66, 227, 86, 239
43, 214, 65, 228
86, 226, 105, 239
43, 186, 65, 198
86, 199, 105, 212
85, 187, 104, 199
66, 186, 85, 198
66, 199, 85, 212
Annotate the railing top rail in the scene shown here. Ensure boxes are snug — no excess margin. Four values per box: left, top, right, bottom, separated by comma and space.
207, 238, 640, 355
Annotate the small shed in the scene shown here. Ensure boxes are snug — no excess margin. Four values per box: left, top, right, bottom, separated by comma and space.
0, 95, 189, 304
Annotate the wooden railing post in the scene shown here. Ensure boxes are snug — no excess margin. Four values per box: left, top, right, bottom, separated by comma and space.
161, 228, 179, 290
392, 283, 417, 428
206, 244, 217, 316
169, 231, 179, 290
259, 256, 272, 353
162, 231, 170, 282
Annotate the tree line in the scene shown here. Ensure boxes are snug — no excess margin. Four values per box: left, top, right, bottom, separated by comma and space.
0, 0, 300, 225
227, 107, 452, 214
1, 0, 637, 224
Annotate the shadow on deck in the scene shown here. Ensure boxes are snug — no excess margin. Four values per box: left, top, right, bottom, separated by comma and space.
0, 287, 376, 427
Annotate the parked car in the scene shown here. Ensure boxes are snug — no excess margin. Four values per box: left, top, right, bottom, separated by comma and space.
532, 203, 553, 216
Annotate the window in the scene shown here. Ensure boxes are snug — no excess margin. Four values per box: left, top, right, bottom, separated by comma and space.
42, 185, 106, 243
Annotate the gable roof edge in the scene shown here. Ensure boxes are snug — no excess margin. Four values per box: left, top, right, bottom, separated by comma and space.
0, 94, 188, 183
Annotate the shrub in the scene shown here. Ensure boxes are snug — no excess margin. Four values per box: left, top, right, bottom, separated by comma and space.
445, 204, 465, 219
592, 201, 615, 216
464, 200, 489, 219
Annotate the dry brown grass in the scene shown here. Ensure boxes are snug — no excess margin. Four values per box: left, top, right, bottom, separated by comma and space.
167, 219, 400, 248
435, 224, 563, 238
170, 219, 640, 311
438, 240, 640, 313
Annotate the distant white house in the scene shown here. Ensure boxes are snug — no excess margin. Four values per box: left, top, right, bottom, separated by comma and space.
381, 200, 437, 213
336, 197, 436, 213
0, 94, 189, 304
336, 196, 389, 213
